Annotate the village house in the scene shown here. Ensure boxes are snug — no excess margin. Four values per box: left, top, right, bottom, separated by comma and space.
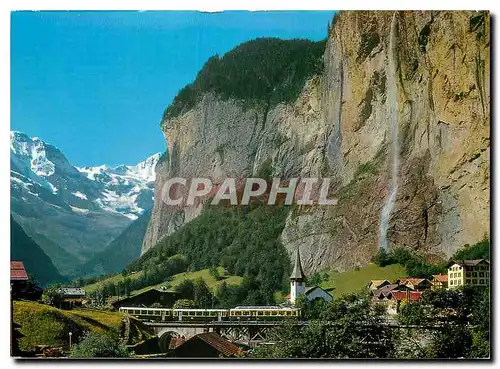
430, 274, 448, 290
368, 280, 392, 292
58, 288, 87, 309
112, 288, 181, 310
371, 283, 423, 315
11, 261, 29, 295
447, 259, 490, 288
10, 261, 42, 300
172, 332, 243, 358
394, 278, 431, 291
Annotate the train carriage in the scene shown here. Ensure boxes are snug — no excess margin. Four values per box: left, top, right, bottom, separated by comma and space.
173, 309, 228, 321
119, 305, 300, 322
119, 307, 171, 321
229, 306, 300, 319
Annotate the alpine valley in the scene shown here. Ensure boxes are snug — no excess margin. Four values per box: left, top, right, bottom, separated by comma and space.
10, 131, 160, 278
9, 10, 491, 360
11, 10, 490, 289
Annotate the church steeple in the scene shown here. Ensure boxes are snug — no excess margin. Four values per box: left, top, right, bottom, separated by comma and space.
289, 247, 306, 304
290, 248, 305, 281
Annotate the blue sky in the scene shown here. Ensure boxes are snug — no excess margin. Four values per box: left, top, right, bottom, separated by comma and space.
11, 11, 335, 167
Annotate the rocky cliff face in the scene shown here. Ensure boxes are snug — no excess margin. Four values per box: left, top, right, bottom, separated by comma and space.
143, 11, 490, 274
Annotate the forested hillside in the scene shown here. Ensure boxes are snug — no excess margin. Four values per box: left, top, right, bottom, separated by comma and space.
125, 204, 290, 305
11, 216, 66, 285
164, 37, 325, 119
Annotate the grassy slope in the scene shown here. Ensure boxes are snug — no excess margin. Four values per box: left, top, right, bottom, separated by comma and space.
13, 301, 123, 351
320, 263, 407, 297
13, 301, 153, 352
84, 266, 242, 297
131, 267, 243, 296
83, 261, 405, 302
84, 271, 144, 294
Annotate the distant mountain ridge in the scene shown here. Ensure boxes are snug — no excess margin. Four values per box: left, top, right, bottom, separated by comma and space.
10, 130, 160, 277
77, 209, 152, 277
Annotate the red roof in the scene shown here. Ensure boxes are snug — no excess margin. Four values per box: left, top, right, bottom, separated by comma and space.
194, 333, 242, 357
11, 261, 28, 281
392, 291, 423, 302
432, 274, 448, 283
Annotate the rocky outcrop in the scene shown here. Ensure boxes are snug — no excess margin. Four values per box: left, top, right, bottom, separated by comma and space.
143, 11, 490, 274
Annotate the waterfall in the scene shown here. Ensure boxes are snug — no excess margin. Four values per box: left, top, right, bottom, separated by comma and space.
379, 13, 399, 250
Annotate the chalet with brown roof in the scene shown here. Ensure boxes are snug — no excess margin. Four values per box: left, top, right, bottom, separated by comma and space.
372, 283, 411, 299
395, 278, 431, 291
372, 286, 424, 315
11, 261, 28, 282
431, 274, 448, 290
368, 279, 391, 291
58, 288, 87, 309
172, 332, 243, 358
391, 291, 423, 303
112, 288, 181, 309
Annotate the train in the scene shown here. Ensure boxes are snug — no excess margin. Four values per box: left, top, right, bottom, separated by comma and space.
119, 305, 301, 322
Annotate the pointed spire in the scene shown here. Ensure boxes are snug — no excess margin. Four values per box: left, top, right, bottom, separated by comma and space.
290, 247, 305, 280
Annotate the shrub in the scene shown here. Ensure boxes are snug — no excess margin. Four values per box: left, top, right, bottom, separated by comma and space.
173, 299, 198, 309
209, 267, 222, 281
372, 248, 393, 267
40, 284, 64, 307
452, 238, 489, 261
70, 332, 129, 358
372, 247, 446, 279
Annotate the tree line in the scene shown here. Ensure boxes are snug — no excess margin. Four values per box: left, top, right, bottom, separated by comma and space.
253, 286, 489, 359
163, 37, 326, 120
372, 237, 489, 279
123, 204, 291, 306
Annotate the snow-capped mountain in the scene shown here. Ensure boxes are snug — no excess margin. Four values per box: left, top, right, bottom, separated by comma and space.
11, 131, 160, 220
10, 131, 161, 275
76, 153, 160, 219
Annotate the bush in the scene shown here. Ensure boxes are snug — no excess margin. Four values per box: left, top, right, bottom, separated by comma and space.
174, 279, 195, 300
40, 284, 64, 307
253, 293, 393, 358
209, 267, 222, 281
452, 238, 489, 261
70, 332, 129, 358
372, 248, 393, 267
307, 273, 323, 286
372, 247, 446, 279
173, 299, 198, 309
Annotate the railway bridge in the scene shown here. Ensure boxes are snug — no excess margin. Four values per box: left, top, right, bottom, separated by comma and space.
143, 319, 449, 350
144, 320, 305, 347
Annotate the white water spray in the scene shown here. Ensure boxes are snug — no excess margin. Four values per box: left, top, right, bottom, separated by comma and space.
379, 13, 399, 251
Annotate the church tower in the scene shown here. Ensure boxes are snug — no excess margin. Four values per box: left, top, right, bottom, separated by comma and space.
290, 247, 306, 304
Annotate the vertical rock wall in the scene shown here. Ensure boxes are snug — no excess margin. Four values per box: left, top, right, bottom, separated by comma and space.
143, 11, 490, 274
